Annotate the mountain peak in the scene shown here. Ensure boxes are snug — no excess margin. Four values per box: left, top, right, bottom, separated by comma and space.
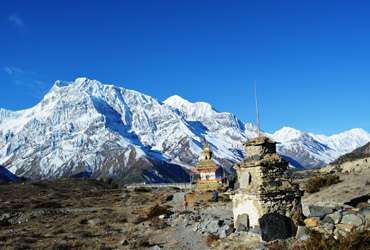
164, 95, 213, 111
53, 77, 105, 89
164, 95, 192, 107
272, 126, 304, 142
344, 128, 369, 135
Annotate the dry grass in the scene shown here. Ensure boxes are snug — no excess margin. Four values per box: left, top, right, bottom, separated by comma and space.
268, 229, 370, 250
0, 179, 181, 249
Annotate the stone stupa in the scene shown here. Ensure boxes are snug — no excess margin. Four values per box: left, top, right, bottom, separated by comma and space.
232, 135, 303, 242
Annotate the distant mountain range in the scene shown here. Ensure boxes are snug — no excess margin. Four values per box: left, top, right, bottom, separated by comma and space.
0, 78, 369, 182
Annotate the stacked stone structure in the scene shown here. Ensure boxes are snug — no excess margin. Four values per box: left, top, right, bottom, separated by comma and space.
193, 141, 224, 190
232, 136, 303, 242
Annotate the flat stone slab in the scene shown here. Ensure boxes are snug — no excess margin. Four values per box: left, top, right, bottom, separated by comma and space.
341, 213, 364, 227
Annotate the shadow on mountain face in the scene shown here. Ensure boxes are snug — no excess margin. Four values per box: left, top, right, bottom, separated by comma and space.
143, 159, 190, 184
186, 121, 208, 137
281, 155, 305, 169
91, 96, 142, 143
0, 165, 19, 183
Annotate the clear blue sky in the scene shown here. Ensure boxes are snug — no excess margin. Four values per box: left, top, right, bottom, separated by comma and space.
1, 0, 369, 135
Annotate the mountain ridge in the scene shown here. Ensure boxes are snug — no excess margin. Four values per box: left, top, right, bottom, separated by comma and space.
0, 77, 369, 182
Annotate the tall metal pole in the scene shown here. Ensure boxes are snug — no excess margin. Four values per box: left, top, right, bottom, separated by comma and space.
254, 80, 261, 136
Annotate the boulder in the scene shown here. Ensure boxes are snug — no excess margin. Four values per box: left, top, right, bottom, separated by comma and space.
341, 214, 364, 227
259, 213, 296, 242
302, 204, 333, 218
304, 217, 320, 228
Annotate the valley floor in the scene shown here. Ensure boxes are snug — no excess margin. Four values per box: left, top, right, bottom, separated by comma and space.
0, 179, 218, 250
1, 170, 370, 250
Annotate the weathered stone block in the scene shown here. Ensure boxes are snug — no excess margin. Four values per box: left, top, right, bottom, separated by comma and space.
302, 204, 333, 218
235, 213, 249, 232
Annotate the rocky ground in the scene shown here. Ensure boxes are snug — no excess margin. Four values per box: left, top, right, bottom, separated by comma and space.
1, 168, 370, 250
0, 179, 235, 250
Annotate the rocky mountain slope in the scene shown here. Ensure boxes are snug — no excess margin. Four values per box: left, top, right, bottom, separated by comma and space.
332, 142, 370, 165
0, 78, 369, 182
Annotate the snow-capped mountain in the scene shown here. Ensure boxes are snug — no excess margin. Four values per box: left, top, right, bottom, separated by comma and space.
0, 108, 18, 123
0, 78, 369, 182
0, 78, 254, 182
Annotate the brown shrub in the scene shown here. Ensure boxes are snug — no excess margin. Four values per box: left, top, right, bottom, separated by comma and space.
305, 174, 341, 193
206, 234, 220, 247
146, 204, 173, 219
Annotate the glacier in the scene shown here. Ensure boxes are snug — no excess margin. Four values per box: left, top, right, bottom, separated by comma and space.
0, 77, 369, 182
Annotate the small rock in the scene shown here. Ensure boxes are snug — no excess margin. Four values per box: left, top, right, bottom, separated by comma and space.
150, 245, 161, 250
120, 239, 129, 246
304, 217, 320, 228
87, 218, 103, 226
322, 215, 334, 225
327, 211, 343, 224
359, 208, 370, 224
341, 214, 364, 227
158, 215, 165, 220
321, 223, 335, 232
0, 213, 11, 226
295, 226, 309, 241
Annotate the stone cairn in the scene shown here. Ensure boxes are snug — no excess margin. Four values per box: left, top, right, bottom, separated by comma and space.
232, 136, 303, 242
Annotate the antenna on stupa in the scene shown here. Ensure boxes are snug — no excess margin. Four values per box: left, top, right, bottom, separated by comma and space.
254, 80, 261, 137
